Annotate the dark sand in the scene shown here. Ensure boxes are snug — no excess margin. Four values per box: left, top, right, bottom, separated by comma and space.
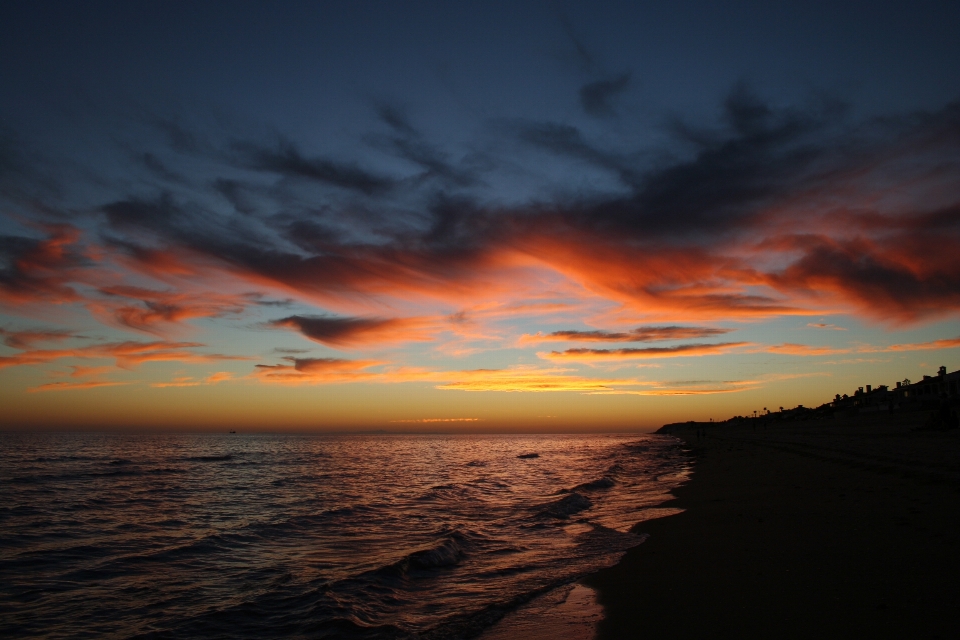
585, 414, 960, 639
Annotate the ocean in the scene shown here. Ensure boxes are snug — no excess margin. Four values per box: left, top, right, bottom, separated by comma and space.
0, 432, 689, 639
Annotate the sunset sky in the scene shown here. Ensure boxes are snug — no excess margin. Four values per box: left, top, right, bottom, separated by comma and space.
2, 1, 959, 431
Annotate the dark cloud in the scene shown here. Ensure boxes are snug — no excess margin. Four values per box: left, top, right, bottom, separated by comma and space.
557, 12, 596, 73
212, 179, 257, 215
541, 326, 733, 342
580, 73, 630, 118
138, 153, 186, 183
268, 315, 428, 348
101, 194, 183, 234
152, 118, 206, 155
542, 342, 750, 360
377, 104, 418, 137
515, 121, 639, 186
292, 357, 364, 373
372, 104, 478, 187
767, 230, 960, 323
236, 141, 394, 195
7, 87, 960, 326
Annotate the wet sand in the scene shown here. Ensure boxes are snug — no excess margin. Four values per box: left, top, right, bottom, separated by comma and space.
585, 414, 960, 639
480, 583, 602, 640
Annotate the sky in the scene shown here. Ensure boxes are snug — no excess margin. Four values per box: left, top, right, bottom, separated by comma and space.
2, 0, 959, 431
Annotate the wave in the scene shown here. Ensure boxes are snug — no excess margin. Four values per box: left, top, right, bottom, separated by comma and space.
569, 476, 615, 492
537, 492, 592, 519
185, 454, 233, 462
381, 536, 465, 576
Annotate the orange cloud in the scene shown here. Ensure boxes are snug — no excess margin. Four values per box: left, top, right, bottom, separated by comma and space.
762, 336, 960, 357
69, 365, 114, 378
589, 387, 757, 396
0, 340, 248, 370
764, 343, 853, 356
27, 381, 131, 393
389, 418, 481, 423
434, 368, 619, 392
89, 286, 253, 333
151, 371, 236, 387
881, 336, 960, 352
0, 225, 87, 306
151, 376, 201, 388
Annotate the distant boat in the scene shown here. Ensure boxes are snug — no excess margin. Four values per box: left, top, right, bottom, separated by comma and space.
229, 430, 236, 434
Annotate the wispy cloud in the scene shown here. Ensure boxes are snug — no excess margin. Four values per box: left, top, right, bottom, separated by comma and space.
764, 336, 960, 356
0, 340, 248, 370
389, 417, 481, 423
539, 342, 750, 361
765, 343, 852, 356
807, 322, 846, 330
521, 326, 732, 344
28, 381, 131, 393
0, 327, 76, 349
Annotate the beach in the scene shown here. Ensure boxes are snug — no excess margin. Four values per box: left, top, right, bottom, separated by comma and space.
586, 414, 960, 639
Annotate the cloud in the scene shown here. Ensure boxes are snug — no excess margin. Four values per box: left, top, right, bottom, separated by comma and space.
371, 103, 479, 187
0, 225, 87, 305
4, 86, 960, 359
763, 336, 960, 356
151, 376, 200, 388
235, 140, 394, 195
151, 371, 235, 388
252, 357, 385, 384
539, 342, 750, 361
587, 384, 758, 396
434, 368, 620, 392
515, 121, 638, 186
435, 368, 757, 395
68, 365, 113, 378
86, 94, 960, 326
27, 381, 131, 393
807, 322, 846, 330
267, 315, 434, 348
765, 343, 852, 356
0, 340, 248, 370
580, 74, 630, 118
244, 355, 764, 395
389, 417, 481, 423
879, 336, 960, 352
90, 286, 253, 332
521, 325, 733, 344
0, 327, 75, 349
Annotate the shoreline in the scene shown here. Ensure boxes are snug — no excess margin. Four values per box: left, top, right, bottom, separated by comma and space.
584, 414, 960, 638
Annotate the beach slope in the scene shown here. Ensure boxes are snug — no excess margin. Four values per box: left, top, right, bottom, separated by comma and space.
585, 417, 960, 638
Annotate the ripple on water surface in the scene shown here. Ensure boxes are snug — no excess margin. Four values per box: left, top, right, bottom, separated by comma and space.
0, 432, 689, 639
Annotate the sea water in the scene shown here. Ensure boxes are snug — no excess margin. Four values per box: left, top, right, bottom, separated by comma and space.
0, 433, 688, 639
